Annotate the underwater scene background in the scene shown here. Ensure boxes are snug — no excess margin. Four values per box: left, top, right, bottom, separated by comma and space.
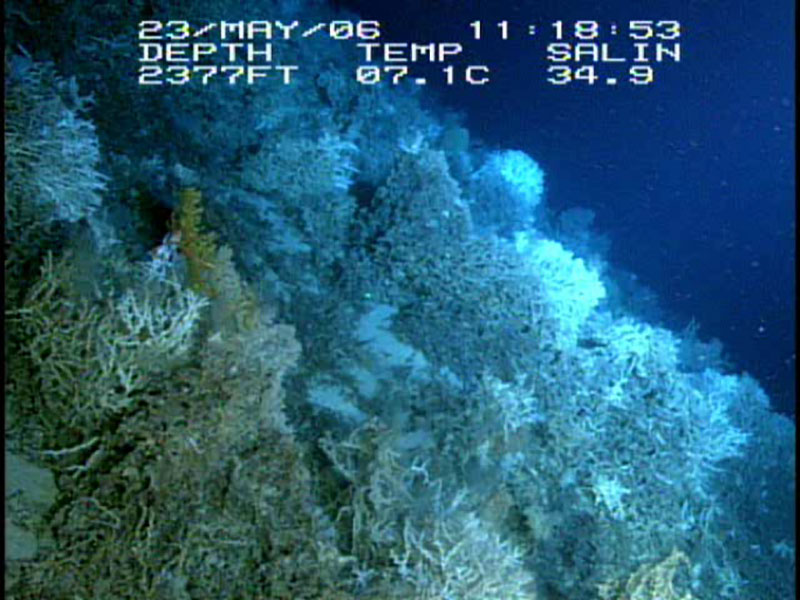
4, 1, 795, 598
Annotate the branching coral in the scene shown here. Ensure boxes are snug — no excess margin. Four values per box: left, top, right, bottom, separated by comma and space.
5, 60, 107, 235
598, 549, 694, 600
240, 132, 358, 199
320, 422, 537, 599
6, 230, 331, 598
10, 252, 207, 434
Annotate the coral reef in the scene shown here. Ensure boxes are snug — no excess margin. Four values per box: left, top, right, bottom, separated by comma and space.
4, 2, 794, 599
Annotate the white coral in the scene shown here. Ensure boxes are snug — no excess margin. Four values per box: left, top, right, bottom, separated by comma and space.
520, 238, 606, 347
592, 473, 631, 520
